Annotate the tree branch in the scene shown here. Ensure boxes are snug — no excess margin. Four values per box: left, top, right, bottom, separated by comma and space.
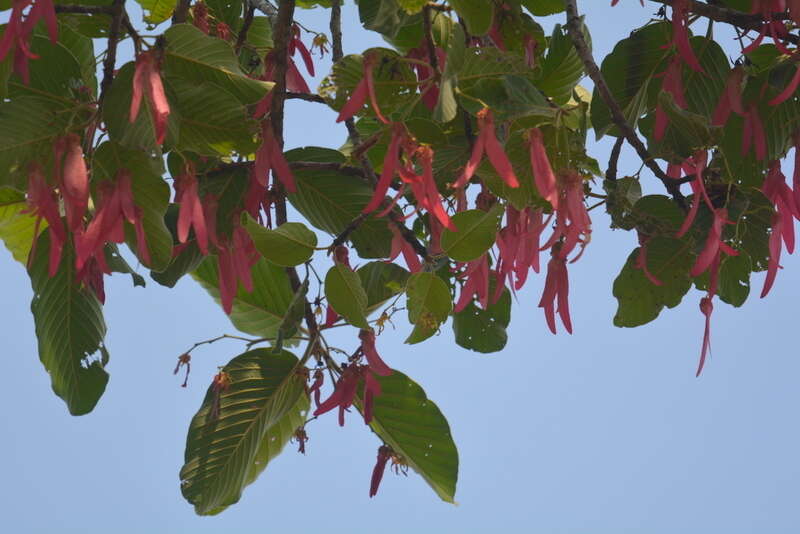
285, 92, 327, 103
647, 0, 797, 44
330, 0, 344, 62
235, 4, 256, 53
565, 0, 686, 209
422, 5, 441, 74
269, 0, 296, 227
289, 161, 366, 177
55, 5, 114, 14
172, 0, 191, 24
266, 1, 320, 337
97, 0, 125, 110
605, 136, 624, 183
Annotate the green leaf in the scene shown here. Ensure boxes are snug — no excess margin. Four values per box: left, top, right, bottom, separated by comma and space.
630, 194, 685, 235
358, 0, 410, 38
92, 142, 173, 271
449, 0, 493, 36
717, 252, 751, 307
150, 205, 205, 287
645, 92, 720, 160
164, 24, 273, 104
136, 0, 177, 24
0, 187, 40, 264
397, 0, 426, 13
243, 215, 317, 267
0, 96, 72, 188
8, 34, 85, 102
433, 22, 465, 123
286, 147, 393, 258
359, 370, 459, 503
405, 272, 452, 344
440, 204, 503, 262
28, 231, 109, 415
325, 264, 370, 329
244, 17, 274, 53
613, 237, 693, 327
206, 0, 245, 29
151, 240, 204, 287
168, 78, 257, 156
180, 348, 308, 515
193, 257, 296, 338
590, 22, 671, 138
104, 244, 146, 288
357, 261, 411, 314
452, 284, 511, 353
273, 280, 308, 353
521, 0, 564, 15
534, 22, 589, 105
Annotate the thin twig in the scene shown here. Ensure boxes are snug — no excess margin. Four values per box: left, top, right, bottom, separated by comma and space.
289, 161, 366, 177
55, 5, 114, 14
286, 92, 327, 103
184, 334, 262, 354
422, 5, 441, 74
268, 0, 321, 339
605, 136, 624, 182
172, 0, 191, 24
235, 4, 256, 53
330, 0, 344, 62
565, 0, 686, 209
97, 0, 125, 110
330, 213, 368, 249
270, 0, 296, 225
122, 13, 142, 52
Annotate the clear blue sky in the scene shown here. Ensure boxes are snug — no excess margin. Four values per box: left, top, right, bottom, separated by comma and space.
2, 3, 800, 533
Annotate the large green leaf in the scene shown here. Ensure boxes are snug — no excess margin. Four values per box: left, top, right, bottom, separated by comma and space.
243, 215, 317, 267
433, 17, 465, 123
440, 204, 503, 262
0, 96, 72, 188
357, 261, 410, 314
325, 264, 370, 329
180, 348, 308, 515
286, 147, 393, 258
640, 36, 730, 157
92, 142, 173, 271
613, 237, 694, 327
452, 284, 511, 353
193, 257, 296, 338
168, 78, 257, 156
358, 0, 410, 38
164, 24, 273, 105
521, 0, 564, 15
8, 34, 85, 102
359, 370, 458, 503
591, 22, 671, 138
136, 0, 176, 24
0, 187, 40, 264
448, 0, 493, 36
534, 22, 589, 105
28, 231, 109, 415
405, 272, 452, 344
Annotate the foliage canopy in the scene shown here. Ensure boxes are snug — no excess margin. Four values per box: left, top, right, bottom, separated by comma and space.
2, 0, 799, 513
